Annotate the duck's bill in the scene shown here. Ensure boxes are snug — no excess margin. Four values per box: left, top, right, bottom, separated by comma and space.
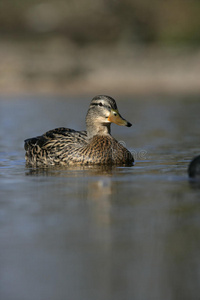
107, 109, 132, 127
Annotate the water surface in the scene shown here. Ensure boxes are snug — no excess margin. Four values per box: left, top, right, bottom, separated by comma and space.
0, 96, 200, 300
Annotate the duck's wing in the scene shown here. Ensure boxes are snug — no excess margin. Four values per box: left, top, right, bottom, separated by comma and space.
24, 127, 87, 151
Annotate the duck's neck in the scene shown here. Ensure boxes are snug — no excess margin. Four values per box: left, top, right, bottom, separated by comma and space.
86, 121, 111, 139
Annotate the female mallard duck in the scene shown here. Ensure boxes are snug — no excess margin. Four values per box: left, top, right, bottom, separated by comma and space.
24, 95, 134, 166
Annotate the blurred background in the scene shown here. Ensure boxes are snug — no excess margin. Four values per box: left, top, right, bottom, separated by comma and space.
1, 0, 200, 96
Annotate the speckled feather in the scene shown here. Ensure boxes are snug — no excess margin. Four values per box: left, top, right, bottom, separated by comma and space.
25, 127, 133, 166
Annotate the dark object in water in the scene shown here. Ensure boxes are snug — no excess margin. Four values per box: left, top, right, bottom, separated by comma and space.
188, 155, 200, 179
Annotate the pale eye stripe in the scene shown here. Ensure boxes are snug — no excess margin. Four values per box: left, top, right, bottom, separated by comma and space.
91, 103, 111, 110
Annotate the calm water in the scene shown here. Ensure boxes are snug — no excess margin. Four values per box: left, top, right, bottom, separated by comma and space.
0, 96, 200, 300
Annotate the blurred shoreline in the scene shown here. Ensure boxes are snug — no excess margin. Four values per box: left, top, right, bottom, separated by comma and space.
1, 38, 200, 97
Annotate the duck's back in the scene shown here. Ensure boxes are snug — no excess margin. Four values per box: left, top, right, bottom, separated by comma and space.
24, 127, 88, 166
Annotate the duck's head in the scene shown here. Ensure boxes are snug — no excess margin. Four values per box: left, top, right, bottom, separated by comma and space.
86, 95, 132, 138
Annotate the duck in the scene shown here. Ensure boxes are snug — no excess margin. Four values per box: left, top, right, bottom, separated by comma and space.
24, 95, 134, 166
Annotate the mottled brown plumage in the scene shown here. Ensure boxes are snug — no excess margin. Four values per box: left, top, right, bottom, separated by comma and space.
24, 95, 134, 166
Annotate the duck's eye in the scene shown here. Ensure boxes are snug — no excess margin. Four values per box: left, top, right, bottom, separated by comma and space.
98, 102, 103, 107
113, 112, 117, 116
